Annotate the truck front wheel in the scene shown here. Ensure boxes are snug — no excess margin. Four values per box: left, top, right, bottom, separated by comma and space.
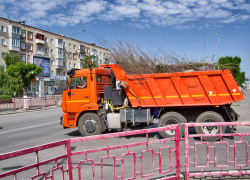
78, 113, 103, 136
195, 111, 226, 141
158, 112, 187, 138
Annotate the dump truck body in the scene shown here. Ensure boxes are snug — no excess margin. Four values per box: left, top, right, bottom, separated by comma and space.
101, 64, 244, 108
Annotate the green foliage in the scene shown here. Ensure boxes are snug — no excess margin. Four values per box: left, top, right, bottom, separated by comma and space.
7, 62, 42, 96
0, 95, 12, 99
80, 55, 98, 69
218, 56, 246, 85
3, 51, 22, 68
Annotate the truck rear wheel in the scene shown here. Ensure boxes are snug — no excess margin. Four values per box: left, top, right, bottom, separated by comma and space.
195, 111, 225, 141
78, 113, 103, 136
158, 112, 187, 138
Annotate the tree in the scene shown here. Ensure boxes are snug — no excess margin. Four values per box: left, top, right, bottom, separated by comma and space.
7, 62, 42, 97
80, 55, 98, 69
3, 51, 22, 68
218, 56, 246, 85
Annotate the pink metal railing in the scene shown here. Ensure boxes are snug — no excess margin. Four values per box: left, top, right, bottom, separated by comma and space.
0, 96, 62, 111
0, 122, 250, 180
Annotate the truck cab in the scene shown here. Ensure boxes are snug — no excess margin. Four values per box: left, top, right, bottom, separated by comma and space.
61, 67, 112, 132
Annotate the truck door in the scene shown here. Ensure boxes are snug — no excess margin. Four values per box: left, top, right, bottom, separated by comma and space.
66, 76, 89, 112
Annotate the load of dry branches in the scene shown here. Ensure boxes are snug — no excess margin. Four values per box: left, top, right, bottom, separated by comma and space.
100, 39, 212, 75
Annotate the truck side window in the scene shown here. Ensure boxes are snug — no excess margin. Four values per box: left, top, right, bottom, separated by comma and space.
76, 77, 87, 89
97, 75, 102, 83
69, 77, 75, 89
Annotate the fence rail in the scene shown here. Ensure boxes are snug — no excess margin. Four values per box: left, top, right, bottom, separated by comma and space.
0, 96, 62, 111
0, 122, 250, 180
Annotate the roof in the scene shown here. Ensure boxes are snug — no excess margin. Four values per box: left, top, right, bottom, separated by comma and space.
0, 17, 110, 51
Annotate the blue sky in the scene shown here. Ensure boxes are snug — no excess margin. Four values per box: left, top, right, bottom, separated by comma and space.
1, 0, 250, 78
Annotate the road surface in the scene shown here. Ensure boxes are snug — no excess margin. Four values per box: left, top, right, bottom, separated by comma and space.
0, 91, 250, 179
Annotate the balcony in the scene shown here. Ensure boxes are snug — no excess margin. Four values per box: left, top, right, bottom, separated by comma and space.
77, 45, 86, 54
79, 53, 85, 60
36, 39, 45, 44
36, 33, 45, 44
77, 49, 85, 54
55, 39, 63, 49
55, 65, 64, 70
36, 51, 44, 56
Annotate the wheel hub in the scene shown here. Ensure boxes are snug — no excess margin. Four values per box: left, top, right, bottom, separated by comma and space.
202, 119, 218, 134
165, 119, 177, 135
85, 119, 96, 133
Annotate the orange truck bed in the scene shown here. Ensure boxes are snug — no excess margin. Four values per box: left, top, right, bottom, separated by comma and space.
100, 64, 244, 108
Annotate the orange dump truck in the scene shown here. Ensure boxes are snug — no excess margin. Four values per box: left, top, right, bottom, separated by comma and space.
61, 64, 244, 139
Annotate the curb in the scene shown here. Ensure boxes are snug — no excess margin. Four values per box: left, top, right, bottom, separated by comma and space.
0, 106, 61, 115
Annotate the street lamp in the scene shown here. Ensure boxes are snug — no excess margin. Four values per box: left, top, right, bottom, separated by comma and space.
193, 14, 241, 69
68, 29, 86, 38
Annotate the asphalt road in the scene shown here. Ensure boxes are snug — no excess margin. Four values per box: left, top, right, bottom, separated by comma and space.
0, 91, 250, 179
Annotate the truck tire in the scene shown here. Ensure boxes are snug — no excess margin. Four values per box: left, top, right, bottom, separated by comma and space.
78, 113, 103, 136
195, 111, 225, 141
158, 112, 187, 138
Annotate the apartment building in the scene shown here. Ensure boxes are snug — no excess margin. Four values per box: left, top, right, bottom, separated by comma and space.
0, 17, 110, 95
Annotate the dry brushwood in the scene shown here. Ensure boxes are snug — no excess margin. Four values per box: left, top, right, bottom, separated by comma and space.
98, 38, 211, 75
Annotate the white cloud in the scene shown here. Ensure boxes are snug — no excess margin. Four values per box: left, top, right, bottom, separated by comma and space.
0, 4, 5, 11
0, 0, 250, 29
205, 9, 231, 18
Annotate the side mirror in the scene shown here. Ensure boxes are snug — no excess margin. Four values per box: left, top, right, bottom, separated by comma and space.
67, 86, 71, 95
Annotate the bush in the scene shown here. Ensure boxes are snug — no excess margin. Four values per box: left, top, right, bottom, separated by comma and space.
0, 95, 12, 99
0, 95, 12, 104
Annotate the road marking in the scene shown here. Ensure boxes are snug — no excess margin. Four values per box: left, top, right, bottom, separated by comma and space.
0, 121, 58, 135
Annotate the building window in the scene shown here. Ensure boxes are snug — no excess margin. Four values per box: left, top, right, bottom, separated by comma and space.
37, 46, 42, 52
28, 44, 33, 51
1, 26, 6, 32
56, 71, 60, 76
51, 60, 54, 65
63, 72, 66, 76
21, 30, 26, 38
58, 48, 63, 55
45, 48, 48, 54
69, 43, 71, 49
58, 39, 63, 45
27, 55, 30, 63
100, 52, 102, 56
51, 71, 53, 75
12, 26, 21, 34
73, 53, 76, 59
21, 42, 26, 50
74, 63, 76, 68
87, 47, 90, 54
100, 60, 102, 64
51, 38, 53, 44
73, 45, 76, 50
51, 49, 54, 54
1, 39, 6, 46
63, 42, 66, 47
63, 51, 66, 57
69, 63, 71, 68
69, 52, 72, 59
1, 52, 5, 58
63, 62, 66, 66
45, 37, 48, 42
56, 59, 63, 66
28, 32, 33, 40
37, 34, 44, 40
12, 39, 20, 47
21, 54, 25, 61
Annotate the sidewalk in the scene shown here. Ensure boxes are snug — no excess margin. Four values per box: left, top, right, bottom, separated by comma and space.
0, 105, 61, 115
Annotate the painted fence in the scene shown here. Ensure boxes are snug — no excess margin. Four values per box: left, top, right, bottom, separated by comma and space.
0, 96, 62, 111
0, 122, 250, 180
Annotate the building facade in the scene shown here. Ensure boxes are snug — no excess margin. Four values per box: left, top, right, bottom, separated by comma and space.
0, 17, 110, 95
